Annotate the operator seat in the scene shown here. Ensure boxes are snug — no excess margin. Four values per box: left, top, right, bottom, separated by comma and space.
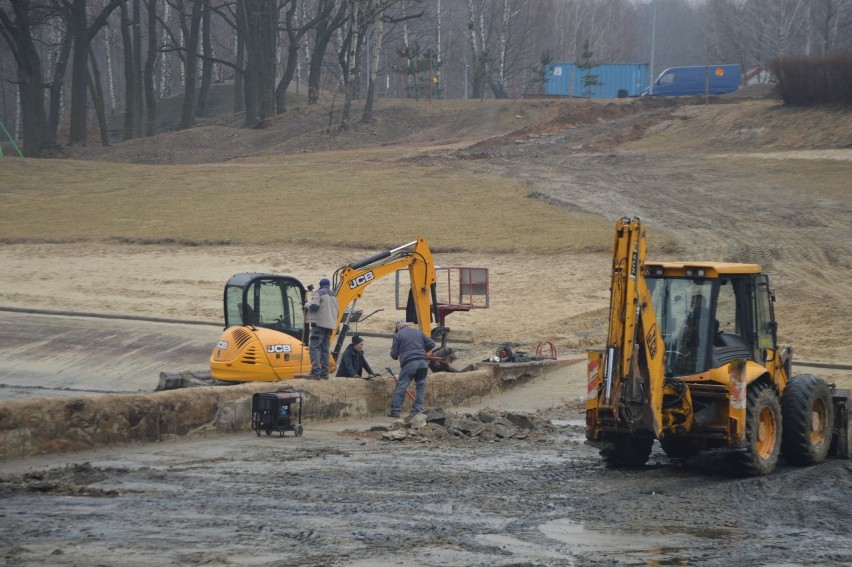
241, 303, 257, 326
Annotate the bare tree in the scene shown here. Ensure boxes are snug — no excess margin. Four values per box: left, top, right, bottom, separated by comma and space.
118, 0, 136, 139
46, 8, 73, 146
276, 0, 333, 114
307, 0, 348, 104
177, 0, 202, 129
361, 8, 382, 121
143, 0, 156, 135
196, 0, 212, 116
67, 0, 126, 145
0, 2, 52, 155
238, 0, 278, 127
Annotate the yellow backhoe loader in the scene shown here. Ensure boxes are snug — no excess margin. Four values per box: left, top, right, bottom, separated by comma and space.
586, 217, 850, 475
209, 237, 488, 383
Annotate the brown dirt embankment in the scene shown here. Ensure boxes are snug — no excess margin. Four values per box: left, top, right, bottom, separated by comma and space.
0, 362, 564, 460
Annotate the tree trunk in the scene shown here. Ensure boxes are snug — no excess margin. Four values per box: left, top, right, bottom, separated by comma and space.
239, 1, 260, 126
361, 13, 382, 123
275, 43, 299, 114
197, 0, 212, 116
87, 49, 109, 146
1, 1, 52, 157
132, 0, 143, 136
47, 19, 74, 148
259, 0, 278, 122
104, 25, 117, 113
338, 0, 364, 130
308, 0, 348, 104
68, 0, 124, 145
68, 0, 92, 145
233, 24, 244, 113
159, 1, 172, 99
144, 0, 157, 136
120, 2, 136, 140
178, 0, 202, 130
275, 0, 302, 115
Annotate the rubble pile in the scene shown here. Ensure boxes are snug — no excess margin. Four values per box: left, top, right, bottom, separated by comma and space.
371, 407, 555, 443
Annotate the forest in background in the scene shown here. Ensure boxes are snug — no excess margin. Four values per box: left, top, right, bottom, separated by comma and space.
1, 0, 851, 157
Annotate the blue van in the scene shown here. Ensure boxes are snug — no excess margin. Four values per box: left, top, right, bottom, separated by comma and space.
641, 64, 741, 96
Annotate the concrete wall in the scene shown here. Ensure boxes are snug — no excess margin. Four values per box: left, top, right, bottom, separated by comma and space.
0, 362, 558, 460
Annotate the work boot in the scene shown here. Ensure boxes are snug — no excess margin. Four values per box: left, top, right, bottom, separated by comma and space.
386, 409, 400, 418
304, 374, 321, 380
320, 373, 329, 379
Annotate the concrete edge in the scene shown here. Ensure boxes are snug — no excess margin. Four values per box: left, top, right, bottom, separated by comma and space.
0, 360, 572, 461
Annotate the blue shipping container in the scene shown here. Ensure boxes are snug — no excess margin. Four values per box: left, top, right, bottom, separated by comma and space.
544, 63, 649, 98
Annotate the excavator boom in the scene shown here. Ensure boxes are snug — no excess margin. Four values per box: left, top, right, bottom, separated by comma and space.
598, 217, 666, 436
331, 238, 438, 354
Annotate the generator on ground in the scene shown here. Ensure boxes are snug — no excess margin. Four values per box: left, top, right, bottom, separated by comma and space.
251, 391, 303, 437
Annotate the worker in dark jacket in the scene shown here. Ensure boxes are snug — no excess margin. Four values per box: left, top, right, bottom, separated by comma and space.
335, 335, 378, 379
388, 319, 436, 418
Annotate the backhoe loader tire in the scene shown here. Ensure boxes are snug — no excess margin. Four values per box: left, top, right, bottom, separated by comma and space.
781, 374, 833, 466
734, 381, 782, 476
660, 437, 703, 459
601, 435, 653, 468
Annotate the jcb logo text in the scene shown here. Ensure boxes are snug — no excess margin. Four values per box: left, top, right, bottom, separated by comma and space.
349, 271, 375, 289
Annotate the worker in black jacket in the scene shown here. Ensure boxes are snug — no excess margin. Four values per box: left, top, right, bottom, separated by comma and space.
335, 335, 378, 379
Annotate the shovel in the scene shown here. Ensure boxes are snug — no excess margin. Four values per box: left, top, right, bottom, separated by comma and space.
386, 366, 415, 401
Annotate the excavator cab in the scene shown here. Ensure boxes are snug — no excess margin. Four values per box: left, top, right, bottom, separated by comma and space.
223, 273, 307, 341
644, 265, 778, 377
211, 273, 312, 382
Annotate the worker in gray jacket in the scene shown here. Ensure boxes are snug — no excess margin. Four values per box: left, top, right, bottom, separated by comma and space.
306, 277, 338, 378
388, 319, 436, 417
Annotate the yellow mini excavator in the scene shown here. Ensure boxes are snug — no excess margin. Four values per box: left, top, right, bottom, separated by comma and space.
586, 217, 849, 476
209, 237, 488, 382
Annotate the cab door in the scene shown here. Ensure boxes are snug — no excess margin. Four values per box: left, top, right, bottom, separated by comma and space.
752, 274, 777, 362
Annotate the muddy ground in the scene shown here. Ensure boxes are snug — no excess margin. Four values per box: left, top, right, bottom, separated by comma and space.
1, 95, 851, 566
2, 365, 851, 567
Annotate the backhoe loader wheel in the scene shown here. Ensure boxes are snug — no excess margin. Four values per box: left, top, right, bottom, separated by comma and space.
781, 374, 834, 466
734, 381, 782, 476
601, 435, 653, 468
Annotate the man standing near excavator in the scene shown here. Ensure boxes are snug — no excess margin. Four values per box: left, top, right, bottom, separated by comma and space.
306, 278, 338, 379
388, 319, 436, 417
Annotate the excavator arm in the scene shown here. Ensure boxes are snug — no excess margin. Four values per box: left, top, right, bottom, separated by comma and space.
329, 237, 439, 362
596, 217, 668, 437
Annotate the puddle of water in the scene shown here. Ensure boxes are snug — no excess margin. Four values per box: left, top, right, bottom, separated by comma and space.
536, 518, 735, 565
475, 533, 576, 563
